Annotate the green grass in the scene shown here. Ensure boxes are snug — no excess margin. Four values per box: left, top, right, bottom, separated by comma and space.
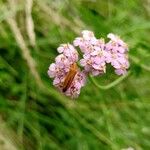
0, 0, 150, 150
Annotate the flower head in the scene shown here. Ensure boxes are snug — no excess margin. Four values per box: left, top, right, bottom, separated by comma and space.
73, 30, 97, 54
57, 43, 78, 62
48, 44, 86, 98
74, 31, 107, 76
105, 33, 129, 75
106, 33, 128, 53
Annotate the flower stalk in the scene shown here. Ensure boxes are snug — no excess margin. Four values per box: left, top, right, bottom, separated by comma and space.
89, 71, 131, 90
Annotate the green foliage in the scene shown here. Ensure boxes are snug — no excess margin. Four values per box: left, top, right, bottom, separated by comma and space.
0, 0, 150, 150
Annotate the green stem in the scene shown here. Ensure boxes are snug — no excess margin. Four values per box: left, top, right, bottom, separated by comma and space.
89, 71, 131, 90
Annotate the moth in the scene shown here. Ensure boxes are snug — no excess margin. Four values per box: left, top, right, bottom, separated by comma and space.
62, 63, 78, 92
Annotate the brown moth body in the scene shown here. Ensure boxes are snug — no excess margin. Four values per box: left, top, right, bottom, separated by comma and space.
62, 63, 78, 92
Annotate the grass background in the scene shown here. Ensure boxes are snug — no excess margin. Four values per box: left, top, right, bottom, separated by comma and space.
0, 0, 150, 150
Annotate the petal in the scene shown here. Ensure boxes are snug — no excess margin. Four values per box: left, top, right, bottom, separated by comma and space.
55, 54, 64, 63
82, 30, 95, 40
107, 33, 117, 41
111, 60, 121, 69
92, 70, 100, 76
94, 56, 104, 64
53, 77, 61, 85
90, 37, 98, 45
85, 65, 91, 71
47, 70, 55, 78
90, 50, 99, 56
49, 63, 56, 71
80, 59, 86, 66
118, 46, 125, 53
75, 82, 82, 89
115, 69, 127, 75
57, 46, 64, 53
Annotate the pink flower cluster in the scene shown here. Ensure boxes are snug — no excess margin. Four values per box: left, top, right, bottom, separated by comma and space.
105, 33, 129, 75
48, 44, 86, 98
48, 30, 129, 98
74, 31, 129, 75
74, 31, 107, 76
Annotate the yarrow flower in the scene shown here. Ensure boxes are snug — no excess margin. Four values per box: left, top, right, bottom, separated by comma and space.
105, 33, 129, 75
74, 30, 107, 76
48, 43, 86, 98
48, 30, 130, 98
